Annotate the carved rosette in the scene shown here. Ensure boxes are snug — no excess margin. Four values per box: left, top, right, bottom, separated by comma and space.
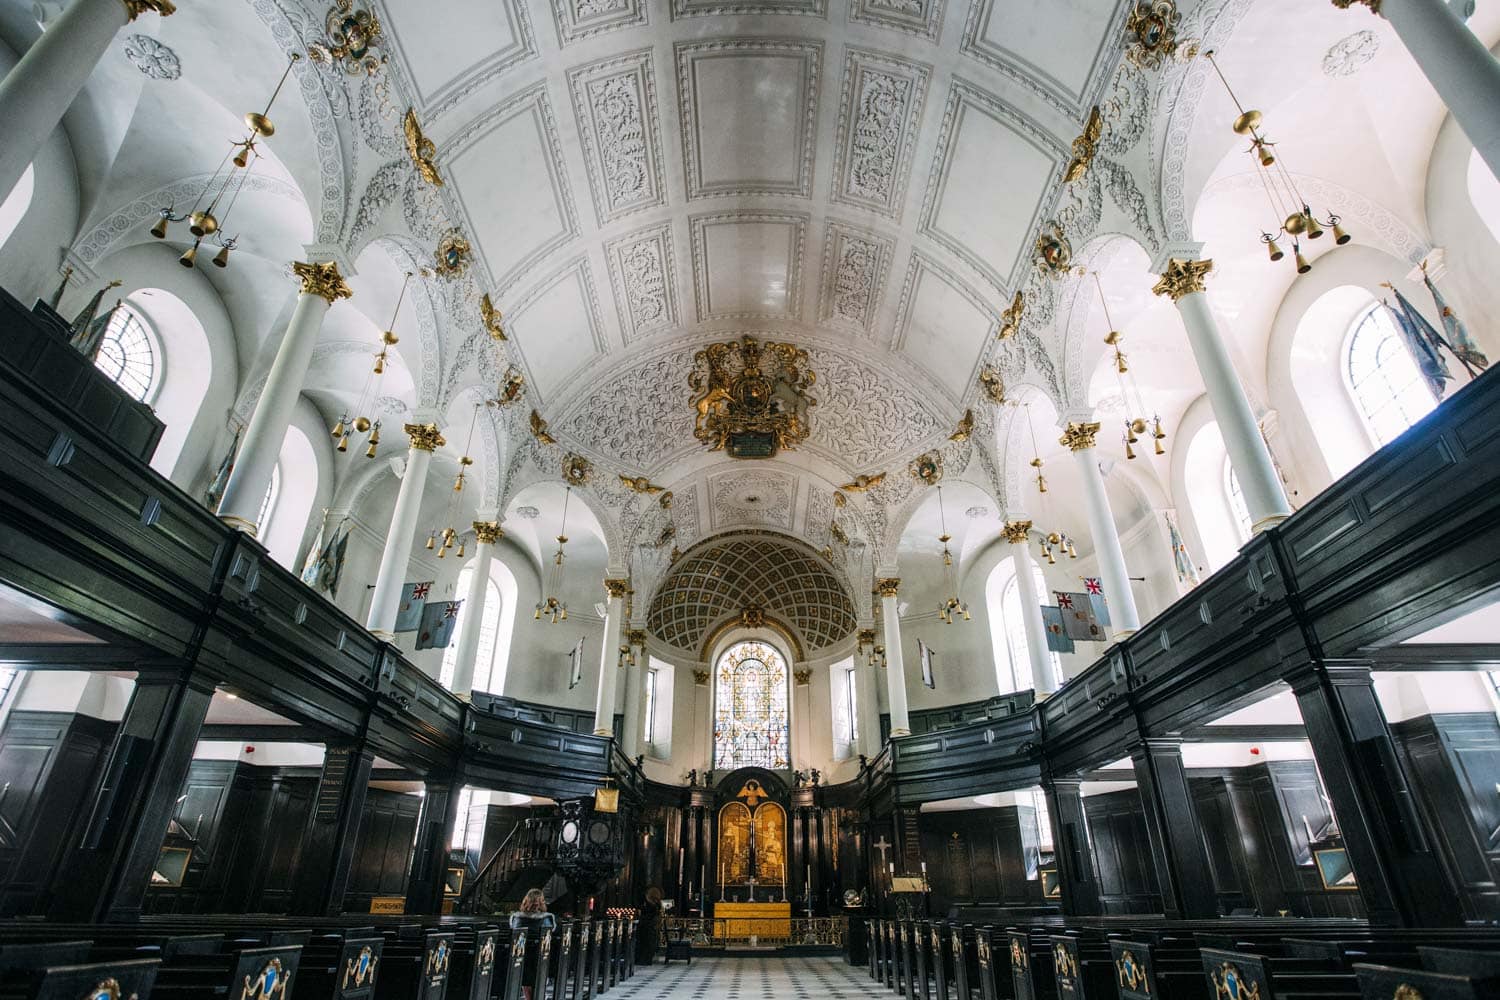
562, 453, 592, 486
1002, 520, 1033, 545
1151, 258, 1215, 302
1059, 421, 1102, 452
405, 422, 445, 451
603, 578, 630, 600
909, 451, 943, 486
292, 260, 353, 305
122, 0, 177, 20
472, 521, 504, 544
876, 578, 900, 599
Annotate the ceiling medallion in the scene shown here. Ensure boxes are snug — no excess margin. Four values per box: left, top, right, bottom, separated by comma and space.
434, 230, 470, 279
1124, 0, 1182, 71
1034, 222, 1073, 279
1064, 106, 1104, 184
480, 293, 506, 341
563, 453, 592, 486
978, 367, 1006, 405
949, 409, 974, 443
491, 368, 525, 407
403, 109, 443, 187
529, 410, 557, 445
516, 506, 541, 519
997, 291, 1024, 340
308, 0, 386, 76
909, 451, 943, 487
689, 335, 817, 460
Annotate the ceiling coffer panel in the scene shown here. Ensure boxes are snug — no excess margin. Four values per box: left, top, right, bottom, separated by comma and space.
647, 535, 857, 655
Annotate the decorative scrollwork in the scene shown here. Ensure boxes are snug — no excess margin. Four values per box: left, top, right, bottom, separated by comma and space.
688, 336, 817, 460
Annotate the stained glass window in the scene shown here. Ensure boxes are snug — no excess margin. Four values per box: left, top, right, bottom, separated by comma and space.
713, 641, 790, 770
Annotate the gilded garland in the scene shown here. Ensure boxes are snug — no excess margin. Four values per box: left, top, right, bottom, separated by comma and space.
689, 336, 817, 459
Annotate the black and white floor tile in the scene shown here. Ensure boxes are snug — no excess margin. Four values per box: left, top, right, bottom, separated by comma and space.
610, 956, 886, 999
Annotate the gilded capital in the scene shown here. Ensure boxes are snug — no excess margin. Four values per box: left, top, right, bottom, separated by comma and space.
292, 260, 353, 305
603, 578, 630, 600
122, 0, 176, 20
1060, 421, 1102, 452
626, 628, 648, 648
471, 520, 503, 544
857, 627, 877, 647
1151, 258, 1214, 302
404, 422, 445, 452
1330, 0, 1379, 10
876, 578, 901, 599
1002, 520, 1033, 545
794, 668, 813, 687
693, 668, 711, 686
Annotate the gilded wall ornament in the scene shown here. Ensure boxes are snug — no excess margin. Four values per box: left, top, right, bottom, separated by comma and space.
563, 453, 593, 486
1124, 0, 1182, 70
1151, 258, 1215, 302
950, 409, 974, 443
830, 521, 849, 546
659, 491, 673, 509
876, 578, 901, 598
689, 335, 817, 459
693, 668, 710, 685
472, 521, 504, 544
308, 0, 386, 76
529, 410, 557, 445
405, 422, 445, 452
480, 293, 506, 340
292, 260, 353, 304
1060, 421, 1102, 451
1034, 223, 1073, 278
403, 109, 443, 187
794, 668, 813, 686
909, 451, 943, 486
121, 0, 176, 21
1002, 520, 1032, 545
838, 472, 886, 493
1064, 106, 1104, 184
620, 474, 666, 495
997, 291, 1024, 339
978, 366, 1006, 405
492, 369, 525, 407
434, 230, 470, 279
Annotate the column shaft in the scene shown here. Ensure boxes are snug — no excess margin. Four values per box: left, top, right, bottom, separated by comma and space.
1044, 778, 1101, 916
593, 582, 626, 737
0, 0, 138, 201
1131, 738, 1219, 919
621, 634, 645, 755
1007, 527, 1057, 695
878, 585, 910, 738
367, 426, 442, 639
290, 743, 375, 915
856, 657, 882, 758
1381, 0, 1500, 181
449, 528, 498, 697
1068, 438, 1142, 635
407, 776, 463, 914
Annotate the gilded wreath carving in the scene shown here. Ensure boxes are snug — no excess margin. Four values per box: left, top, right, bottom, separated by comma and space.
688, 336, 817, 460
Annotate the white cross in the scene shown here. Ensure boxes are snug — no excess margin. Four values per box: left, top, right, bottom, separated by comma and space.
874, 836, 892, 865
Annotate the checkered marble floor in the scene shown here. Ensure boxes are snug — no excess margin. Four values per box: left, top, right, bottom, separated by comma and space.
609, 955, 888, 999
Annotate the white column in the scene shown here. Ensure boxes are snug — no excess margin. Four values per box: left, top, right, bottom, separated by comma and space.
449, 521, 501, 699
855, 628, 882, 758
1336, 0, 1500, 181
1062, 423, 1143, 637
691, 662, 712, 771
877, 579, 911, 738
1004, 521, 1059, 696
593, 579, 627, 737
621, 629, 646, 755
365, 423, 444, 640
0, 0, 170, 202
1153, 255, 1292, 533
218, 262, 351, 534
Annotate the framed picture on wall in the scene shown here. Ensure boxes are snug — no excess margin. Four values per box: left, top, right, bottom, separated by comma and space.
444, 867, 465, 896
1313, 847, 1357, 891
1040, 868, 1062, 899
152, 846, 191, 887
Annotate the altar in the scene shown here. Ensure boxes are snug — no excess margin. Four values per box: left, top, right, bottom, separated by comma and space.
713, 901, 793, 941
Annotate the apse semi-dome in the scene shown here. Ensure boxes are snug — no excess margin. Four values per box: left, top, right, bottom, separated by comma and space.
647, 533, 857, 657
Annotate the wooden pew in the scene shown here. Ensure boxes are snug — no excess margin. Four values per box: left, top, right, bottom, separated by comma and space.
151, 944, 302, 1000
929, 922, 950, 1000
950, 924, 977, 1000
373, 930, 453, 1000
446, 927, 500, 1000
884, 922, 898, 991
530, 926, 555, 1000
1355, 963, 1500, 1000
291, 934, 384, 1000
1199, 947, 1359, 1000
0, 958, 161, 1000
869, 921, 881, 982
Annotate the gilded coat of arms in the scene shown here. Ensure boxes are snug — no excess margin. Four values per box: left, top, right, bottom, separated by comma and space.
689, 336, 816, 459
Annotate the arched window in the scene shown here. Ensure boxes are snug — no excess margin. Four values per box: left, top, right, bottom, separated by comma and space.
257, 464, 281, 534
0, 165, 34, 249
94, 304, 157, 402
1469, 148, 1500, 247
441, 565, 503, 693
1346, 303, 1438, 446
1223, 460, 1252, 542
987, 558, 1062, 694
713, 640, 790, 770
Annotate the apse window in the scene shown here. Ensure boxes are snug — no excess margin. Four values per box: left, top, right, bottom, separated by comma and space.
440, 567, 502, 693
989, 561, 1063, 693
643, 667, 659, 745
713, 640, 790, 770
1223, 461, 1252, 542
257, 463, 281, 535
1346, 303, 1437, 447
94, 303, 157, 403
831, 658, 858, 761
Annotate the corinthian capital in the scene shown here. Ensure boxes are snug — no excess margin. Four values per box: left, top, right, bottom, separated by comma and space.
1151, 258, 1214, 302
1001, 520, 1033, 545
1330, 0, 1380, 11
471, 521, 503, 544
292, 260, 353, 305
1059, 421, 1102, 452
122, 0, 176, 21
404, 422, 445, 452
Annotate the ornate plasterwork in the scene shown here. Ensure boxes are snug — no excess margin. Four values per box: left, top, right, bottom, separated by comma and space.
1322, 30, 1380, 78
674, 38, 823, 200
356, 71, 403, 157
671, 484, 703, 549
818, 221, 893, 334
830, 48, 931, 219
348, 159, 408, 252
671, 0, 825, 18
122, 34, 180, 79
552, 0, 647, 45
371, 236, 446, 407
848, 0, 943, 40
709, 469, 797, 530
568, 50, 667, 225
605, 222, 679, 344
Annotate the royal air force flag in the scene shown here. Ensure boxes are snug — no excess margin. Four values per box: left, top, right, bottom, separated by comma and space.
568, 636, 587, 690
1084, 577, 1111, 628
415, 600, 462, 650
1055, 590, 1106, 642
1040, 606, 1075, 654
395, 581, 433, 633
918, 639, 936, 690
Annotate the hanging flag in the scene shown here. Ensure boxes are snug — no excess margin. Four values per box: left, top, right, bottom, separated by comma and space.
415, 600, 462, 650
203, 426, 242, 512
322, 521, 351, 599
1040, 606, 1075, 654
1421, 267, 1488, 374
300, 510, 329, 586
66, 279, 121, 350
1083, 577, 1111, 628
395, 581, 433, 633
1165, 511, 1200, 587
918, 639, 936, 690
1055, 591, 1105, 642
73, 300, 121, 362
568, 636, 586, 690
1384, 289, 1451, 399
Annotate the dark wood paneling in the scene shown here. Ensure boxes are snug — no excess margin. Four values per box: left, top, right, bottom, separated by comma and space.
1082, 789, 1160, 915
343, 788, 423, 912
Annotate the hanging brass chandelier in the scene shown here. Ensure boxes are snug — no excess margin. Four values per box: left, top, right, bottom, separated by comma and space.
331, 271, 413, 458
1091, 272, 1166, 461
1203, 50, 1351, 274
934, 486, 970, 624
535, 486, 572, 623
150, 53, 301, 269
425, 404, 479, 560
1023, 403, 1080, 566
